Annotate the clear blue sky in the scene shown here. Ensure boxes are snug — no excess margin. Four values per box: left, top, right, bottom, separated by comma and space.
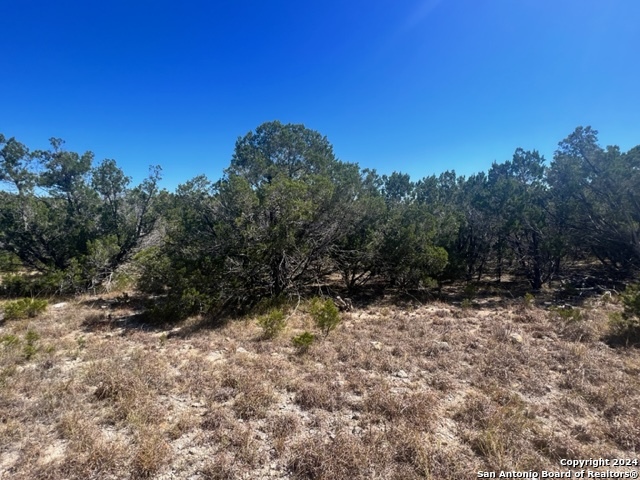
2, 0, 639, 190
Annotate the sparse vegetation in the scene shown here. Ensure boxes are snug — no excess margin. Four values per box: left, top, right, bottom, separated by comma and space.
0, 291, 638, 479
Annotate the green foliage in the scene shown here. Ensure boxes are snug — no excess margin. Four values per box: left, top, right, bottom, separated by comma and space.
146, 121, 367, 313
608, 284, 640, 344
621, 284, 640, 318
134, 247, 173, 294
378, 202, 448, 288
549, 127, 640, 271
1, 271, 71, 297
1, 274, 30, 297
4, 124, 640, 317
463, 284, 478, 300
144, 287, 215, 324
257, 308, 286, 339
309, 298, 340, 337
523, 293, 535, 309
0, 134, 162, 294
23, 329, 40, 360
110, 269, 135, 291
550, 306, 582, 323
486, 148, 560, 289
461, 298, 473, 310
291, 331, 315, 353
0, 251, 21, 272
3, 298, 48, 320
1, 334, 20, 347
252, 295, 291, 316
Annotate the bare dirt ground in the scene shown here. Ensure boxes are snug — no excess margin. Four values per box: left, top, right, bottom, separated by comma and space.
1, 291, 639, 479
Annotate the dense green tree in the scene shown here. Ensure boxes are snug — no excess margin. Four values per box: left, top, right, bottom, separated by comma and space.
225, 121, 362, 297
486, 148, 562, 289
0, 134, 162, 292
330, 169, 386, 291
378, 201, 448, 288
548, 126, 640, 272
147, 122, 364, 313
415, 171, 493, 284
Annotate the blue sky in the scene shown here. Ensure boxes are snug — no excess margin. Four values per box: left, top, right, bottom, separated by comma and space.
2, 0, 639, 190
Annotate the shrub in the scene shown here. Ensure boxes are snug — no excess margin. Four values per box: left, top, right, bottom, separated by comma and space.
143, 287, 215, 324
292, 331, 315, 353
133, 246, 172, 294
550, 305, 582, 322
463, 283, 478, 300
523, 293, 535, 309
1, 271, 69, 296
3, 298, 48, 321
23, 329, 40, 360
1, 274, 29, 296
309, 297, 340, 338
0, 251, 21, 272
608, 284, 640, 344
257, 308, 286, 339
252, 294, 290, 316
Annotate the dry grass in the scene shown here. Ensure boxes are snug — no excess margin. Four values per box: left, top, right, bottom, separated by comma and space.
1, 292, 640, 479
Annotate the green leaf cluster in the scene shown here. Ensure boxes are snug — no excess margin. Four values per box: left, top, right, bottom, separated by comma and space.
257, 308, 287, 339
3, 298, 48, 321
309, 297, 340, 337
291, 331, 315, 353
608, 284, 640, 344
0, 135, 163, 293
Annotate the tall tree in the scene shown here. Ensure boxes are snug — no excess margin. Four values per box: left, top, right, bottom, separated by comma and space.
548, 126, 640, 272
0, 134, 162, 291
486, 148, 560, 289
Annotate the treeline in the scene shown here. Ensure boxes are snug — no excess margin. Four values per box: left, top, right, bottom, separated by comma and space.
1, 123, 639, 316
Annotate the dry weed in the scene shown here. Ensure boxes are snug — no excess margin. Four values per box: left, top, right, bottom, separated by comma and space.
131, 428, 172, 478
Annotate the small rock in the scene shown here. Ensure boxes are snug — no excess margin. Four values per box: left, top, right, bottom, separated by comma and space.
52, 302, 68, 309
509, 333, 524, 344
370, 341, 383, 351
206, 351, 224, 362
236, 347, 249, 354
394, 370, 409, 379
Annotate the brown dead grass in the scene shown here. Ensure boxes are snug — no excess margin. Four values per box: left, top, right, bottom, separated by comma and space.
1, 293, 640, 479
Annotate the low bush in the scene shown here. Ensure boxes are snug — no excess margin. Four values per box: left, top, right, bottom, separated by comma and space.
3, 298, 48, 321
292, 331, 315, 353
309, 297, 340, 338
608, 283, 640, 344
550, 305, 582, 323
257, 308, 286, 339
523, 293, 535, 309
23, 329, 40, 360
